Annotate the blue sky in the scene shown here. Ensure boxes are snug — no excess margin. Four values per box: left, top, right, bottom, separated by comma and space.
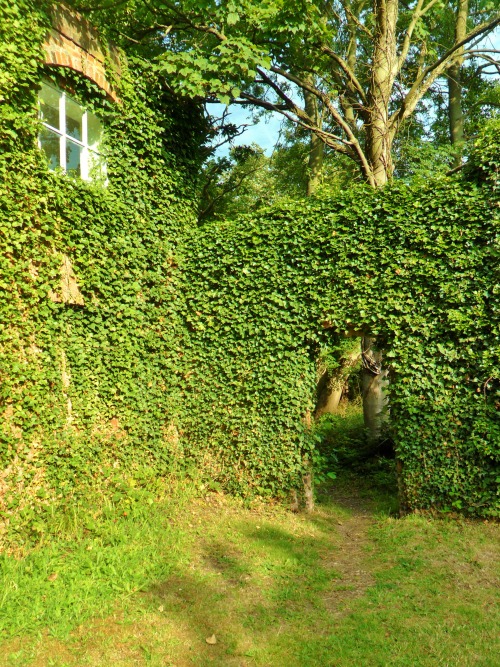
207, 102, 283, 156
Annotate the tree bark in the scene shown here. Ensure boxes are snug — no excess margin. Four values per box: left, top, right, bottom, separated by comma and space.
303, 82, 324, 195
303, 468, 314, 512
366, 0, 399, 186
360, 1, 399, 435
315, 346, 361, 417
447, 0, 468, 169
361, 336, 389, 442
315, 377, 343, 416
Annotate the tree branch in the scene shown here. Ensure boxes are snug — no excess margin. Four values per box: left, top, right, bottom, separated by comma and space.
319, 45, 368, 104
268, 66, 374, 184
470, 55, 500, 75
392, 12, 500, 127
420, 13, 500, 81
397, 0, 441, 71
199, 164, 264, 221
344, 1, 373, 39
239, 93, 356, 159
256, 67, 300, 114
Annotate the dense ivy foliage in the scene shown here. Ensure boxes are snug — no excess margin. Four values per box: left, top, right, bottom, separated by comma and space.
0, 0, 206, 543
1, 2, 498, 548
179, 125, 500, 515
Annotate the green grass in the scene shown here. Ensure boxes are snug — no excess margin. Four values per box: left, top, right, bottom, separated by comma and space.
315, 399, 399, 509
1, 475, 499, 667
0, 483, 195, 641
1, 410, 499, 666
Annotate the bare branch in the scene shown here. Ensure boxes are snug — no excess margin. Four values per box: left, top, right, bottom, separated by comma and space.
239, 93, 355, 158
206, 124, 252, 154
421, 13, 500, 80
392, 12, 500, 127
470, 55, 500, 75
236, 95, 288, 112
269, 67, 349, 133
268, 66, 375, 184
320, 45, 368, 103
344, 2, 373, 39
256, 68, 300, 114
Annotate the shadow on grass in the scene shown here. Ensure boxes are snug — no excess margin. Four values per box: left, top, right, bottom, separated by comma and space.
142, 501, 369, 666
2, 475, 498, 667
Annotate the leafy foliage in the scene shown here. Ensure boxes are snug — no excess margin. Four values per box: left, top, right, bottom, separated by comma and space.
1, 1, 499, 551
198, 130, 363, 222
83, 0, 500, 185
0, 0, 206, 546
179, 130, 500, 515
198, 143, 269, 222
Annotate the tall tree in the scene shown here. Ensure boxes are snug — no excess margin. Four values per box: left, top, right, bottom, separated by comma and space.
447, 0, 469, 167
86, 1, 500, 186
303, 78, 324, 195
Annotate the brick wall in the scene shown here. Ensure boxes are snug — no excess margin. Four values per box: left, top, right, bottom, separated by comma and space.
43, 4, 120, 101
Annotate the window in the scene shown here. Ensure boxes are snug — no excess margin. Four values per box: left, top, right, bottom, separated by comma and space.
38, 81, 105, 182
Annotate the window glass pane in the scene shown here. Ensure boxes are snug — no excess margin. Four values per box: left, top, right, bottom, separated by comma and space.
39, 126, 60, 170
66, 96, 83, 141
39, 82, 60, 129
66, 140, 82, 177
87, 112, 102, 151
38, 83, 106, 184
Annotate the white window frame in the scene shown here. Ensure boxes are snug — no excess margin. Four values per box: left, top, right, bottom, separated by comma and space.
38, 82, 104, 182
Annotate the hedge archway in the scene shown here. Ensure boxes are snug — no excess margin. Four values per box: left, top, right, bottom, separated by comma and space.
179, 123, 500, 516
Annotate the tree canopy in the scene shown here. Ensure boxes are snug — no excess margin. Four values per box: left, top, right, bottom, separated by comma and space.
82, 0, 500, 185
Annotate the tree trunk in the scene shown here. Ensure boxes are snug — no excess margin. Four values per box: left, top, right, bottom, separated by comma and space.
447, 0, 468, 168
360, 1, 399, 436
315, 346, 361, 417
366, 0, 399, 186
303, 83, 324, 195
303, 468, 314, 512
447, 64, 464, 168
315, 378, 343, 416
361, 336, 389, 443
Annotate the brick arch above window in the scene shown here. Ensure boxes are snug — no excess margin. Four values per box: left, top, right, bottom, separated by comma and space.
43, 4, 120, 102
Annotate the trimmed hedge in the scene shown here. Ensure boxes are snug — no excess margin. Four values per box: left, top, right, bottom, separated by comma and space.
179, 124, 500, 515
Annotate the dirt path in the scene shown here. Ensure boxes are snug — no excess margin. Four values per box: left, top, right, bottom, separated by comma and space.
316, 485, 378, 613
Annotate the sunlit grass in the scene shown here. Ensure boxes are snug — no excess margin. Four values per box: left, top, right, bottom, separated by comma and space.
1, 476, 499, 667
1, 410, 499, 666
0, 484, 195, 641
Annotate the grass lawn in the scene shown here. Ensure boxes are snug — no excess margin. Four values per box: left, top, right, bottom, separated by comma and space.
1, 463, 498, 667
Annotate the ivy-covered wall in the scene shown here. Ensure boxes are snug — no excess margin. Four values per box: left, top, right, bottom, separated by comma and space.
0, 0, 206, 542
1, 2, 499, 546
179, 124, 500, 517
